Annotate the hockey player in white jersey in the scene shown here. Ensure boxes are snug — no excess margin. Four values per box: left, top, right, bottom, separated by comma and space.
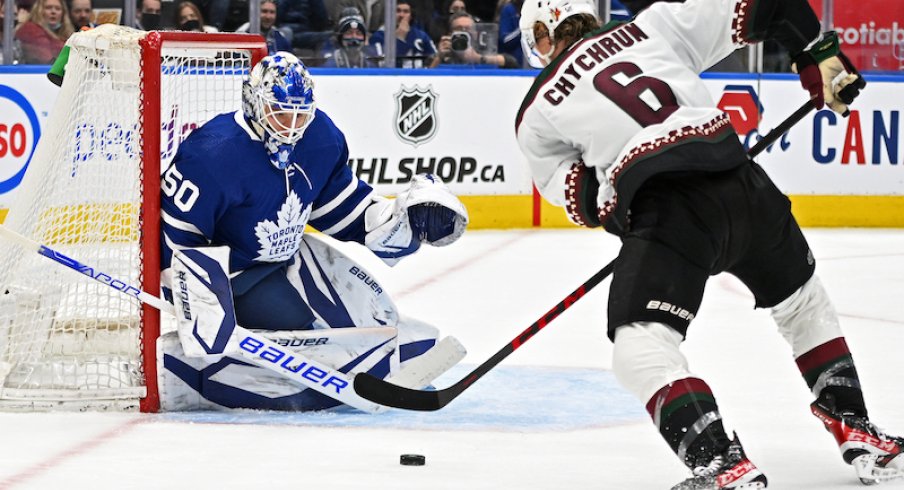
158, 52, 469, 412
517, 0, 901, 488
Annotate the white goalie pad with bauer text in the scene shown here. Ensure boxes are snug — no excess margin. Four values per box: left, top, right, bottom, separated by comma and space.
158, 326, 397, 411
159, 235, 466, 411
170, 246, 239, 358
291, 234, 447, 374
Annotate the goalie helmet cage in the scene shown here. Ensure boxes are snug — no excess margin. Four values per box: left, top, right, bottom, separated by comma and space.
0, 25, 267, 413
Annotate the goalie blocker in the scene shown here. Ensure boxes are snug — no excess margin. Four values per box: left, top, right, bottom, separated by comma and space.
163, 234, 465, 412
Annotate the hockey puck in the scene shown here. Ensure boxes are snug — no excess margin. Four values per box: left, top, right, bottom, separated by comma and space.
400, 454, 426, 466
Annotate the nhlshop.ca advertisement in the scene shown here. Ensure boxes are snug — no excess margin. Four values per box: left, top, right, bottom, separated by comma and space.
312, 74, 536, 196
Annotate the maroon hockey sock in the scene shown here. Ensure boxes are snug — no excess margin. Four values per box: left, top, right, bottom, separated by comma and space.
646, 377, 731, 468
796, 337, 867, 415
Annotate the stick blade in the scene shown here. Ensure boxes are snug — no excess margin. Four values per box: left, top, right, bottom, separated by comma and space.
353, 373, 448, 411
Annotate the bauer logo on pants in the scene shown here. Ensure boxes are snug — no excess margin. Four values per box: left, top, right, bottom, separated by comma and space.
394, 85, 437, 147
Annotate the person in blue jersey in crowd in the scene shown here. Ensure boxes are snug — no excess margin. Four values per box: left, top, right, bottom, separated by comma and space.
369, 0, 436, 68
496, 0, 523, 67
236, 0, 292, 54
158, 52, 468, 412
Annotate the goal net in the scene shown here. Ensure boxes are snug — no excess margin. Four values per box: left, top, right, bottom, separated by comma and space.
0, 25, 267, 412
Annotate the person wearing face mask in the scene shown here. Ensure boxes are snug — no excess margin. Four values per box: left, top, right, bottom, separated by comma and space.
134, 0, 161, 30
173, 1, 217, 32
14, 0, 73, 64
369, 0, 435, 68
320, 7, 382, 68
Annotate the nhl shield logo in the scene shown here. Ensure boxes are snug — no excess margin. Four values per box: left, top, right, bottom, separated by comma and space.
394, 86, 437, 146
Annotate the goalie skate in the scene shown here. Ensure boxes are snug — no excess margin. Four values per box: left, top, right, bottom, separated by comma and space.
811, 401, 904, 485
671, 435, 768, 490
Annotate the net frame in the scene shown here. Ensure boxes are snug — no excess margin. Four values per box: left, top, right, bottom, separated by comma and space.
0, 27, 267, 413
137, 31, 267, 412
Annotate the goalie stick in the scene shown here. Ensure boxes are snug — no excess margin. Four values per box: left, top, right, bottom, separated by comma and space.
0, 225, 464, 413
353, 99, 818, 411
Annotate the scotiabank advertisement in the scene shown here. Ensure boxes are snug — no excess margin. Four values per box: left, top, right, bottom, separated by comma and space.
809, 0, 904, 72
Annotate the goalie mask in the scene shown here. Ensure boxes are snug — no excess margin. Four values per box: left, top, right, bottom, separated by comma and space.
242, 52, 316, 169
520, 0, 598, 68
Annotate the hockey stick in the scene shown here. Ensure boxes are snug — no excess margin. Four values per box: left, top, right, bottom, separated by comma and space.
747, 99, 816, 158
0, 224, 388, 413
353, 99, 818, 411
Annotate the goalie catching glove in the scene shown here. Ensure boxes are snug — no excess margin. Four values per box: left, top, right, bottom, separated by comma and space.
792, 31, 866, 116
365, 174, 469, 265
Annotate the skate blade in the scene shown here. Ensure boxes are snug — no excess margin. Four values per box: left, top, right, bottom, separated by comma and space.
853, 453, 904, 485
669, 480, 766, 490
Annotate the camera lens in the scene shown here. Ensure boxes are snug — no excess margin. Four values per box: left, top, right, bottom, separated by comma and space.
451, 32, 469, 51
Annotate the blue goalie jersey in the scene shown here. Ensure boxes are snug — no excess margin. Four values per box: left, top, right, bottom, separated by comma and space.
160, 110, 374, 274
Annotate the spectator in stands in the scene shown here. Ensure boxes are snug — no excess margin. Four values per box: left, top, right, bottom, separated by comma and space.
429, 0, 472, 42
320, 6, 381, 67
370, 0, 434, 68
69, 0, 95, 30
621, 0, 746, 72
430, 11, 516, 68
608, 0, 631, 20
326, 1, 432, 35
236, 0, 292, 54
14, 0, 73, 64
277, 0, 332, 54
495, 0, 522, 67
134, 0, 162, 30
0, 0, 16, 63
174, 1, 217, 32
325, 0, 373, 32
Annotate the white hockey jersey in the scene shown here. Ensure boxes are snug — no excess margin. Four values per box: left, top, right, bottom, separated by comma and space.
515, 0, 819, 234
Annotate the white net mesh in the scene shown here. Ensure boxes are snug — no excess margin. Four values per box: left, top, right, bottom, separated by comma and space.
0, 25, 260, 411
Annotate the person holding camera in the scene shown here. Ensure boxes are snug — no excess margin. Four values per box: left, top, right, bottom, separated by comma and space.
429, 11, 518, 68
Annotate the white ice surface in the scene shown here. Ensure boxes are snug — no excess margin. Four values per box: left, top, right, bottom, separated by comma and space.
1, 228, 902, 489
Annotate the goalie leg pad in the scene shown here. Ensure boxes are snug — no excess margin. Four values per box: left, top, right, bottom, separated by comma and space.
158, 327, 399, 411
290, 234, 401, 329
171, 246, 238, 357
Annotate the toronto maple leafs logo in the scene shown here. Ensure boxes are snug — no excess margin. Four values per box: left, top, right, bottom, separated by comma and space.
254, 191, 311, 262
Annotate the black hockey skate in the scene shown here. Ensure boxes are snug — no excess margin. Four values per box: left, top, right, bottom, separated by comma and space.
811, 400, 904, 485
670, 435, 768, 490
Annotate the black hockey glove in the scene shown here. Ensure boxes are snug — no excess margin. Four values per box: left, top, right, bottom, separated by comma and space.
791, 31, 866, 116
565, 161, 602, 228
408, 203, 458, 243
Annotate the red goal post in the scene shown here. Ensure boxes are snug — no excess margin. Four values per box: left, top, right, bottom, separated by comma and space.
0, 26, 267, 412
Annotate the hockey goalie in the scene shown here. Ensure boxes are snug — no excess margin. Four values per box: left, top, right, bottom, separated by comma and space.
158, 52, 468, 411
